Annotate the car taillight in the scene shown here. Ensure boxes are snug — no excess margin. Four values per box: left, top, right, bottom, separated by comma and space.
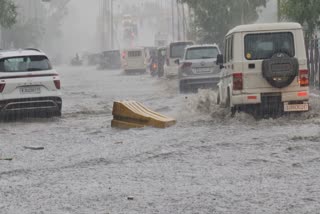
54, 80, 61, 89
233, 73, 243, 90
0, 82, 5, 93
181, 62, 192, 69
299, 69, 309, 87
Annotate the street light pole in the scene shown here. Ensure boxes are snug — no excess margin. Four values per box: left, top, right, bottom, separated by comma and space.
171, 0, 175, 41
277, 0, 281, 22
110, 0, 114, 49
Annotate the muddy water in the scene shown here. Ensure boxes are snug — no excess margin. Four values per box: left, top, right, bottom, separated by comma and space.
1, 66, 320, 213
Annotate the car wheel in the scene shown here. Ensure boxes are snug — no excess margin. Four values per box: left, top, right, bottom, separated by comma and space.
217, 93, 221, 105
226, 90, 236, 117
179, 83, 186, 93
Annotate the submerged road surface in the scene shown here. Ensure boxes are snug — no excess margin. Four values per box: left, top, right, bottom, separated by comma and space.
1, 66, 320, 214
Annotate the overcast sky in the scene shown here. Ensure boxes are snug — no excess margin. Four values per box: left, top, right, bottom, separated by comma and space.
58, 0, 278, 58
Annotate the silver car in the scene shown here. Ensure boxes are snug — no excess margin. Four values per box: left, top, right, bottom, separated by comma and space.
177, 44, 221, 93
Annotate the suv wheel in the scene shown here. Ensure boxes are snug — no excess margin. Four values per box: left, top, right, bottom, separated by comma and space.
226, 90, 236, 117
216, 93, 221, 105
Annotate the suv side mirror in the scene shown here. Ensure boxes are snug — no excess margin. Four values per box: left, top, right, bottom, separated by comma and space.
216, 54, 223, 65
174, 59, 180, 65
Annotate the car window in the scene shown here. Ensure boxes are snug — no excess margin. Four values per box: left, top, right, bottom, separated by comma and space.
244, 32, 295, 60
170, 42, 193, 58
128, 51, 142, 57
186, 47, 219, 60
0, 55, 52, 72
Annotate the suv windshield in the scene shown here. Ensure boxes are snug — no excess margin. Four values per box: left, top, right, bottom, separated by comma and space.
170, 42, 193, 58
245, 32, 295, 60
186, 47, 219, 60
0, 55, 52, 72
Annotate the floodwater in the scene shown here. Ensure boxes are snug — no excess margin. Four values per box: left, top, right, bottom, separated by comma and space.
1, 66, 320, 213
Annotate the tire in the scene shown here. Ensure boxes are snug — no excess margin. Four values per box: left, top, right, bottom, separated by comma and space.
216, 93, 221, 105
226, 90, 236, 117
179, 82, 187, 93
262, 52, 299, 88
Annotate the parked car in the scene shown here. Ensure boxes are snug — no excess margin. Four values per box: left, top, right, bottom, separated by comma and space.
98, 50, 121, 70
0, 48, 62, 119
177, 44, 221, 93
164, 41, 194, 78
216, 22, 309, 117
122, 47, 146, 74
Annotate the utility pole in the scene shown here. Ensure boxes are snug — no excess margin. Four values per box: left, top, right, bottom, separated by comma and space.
277, 0, 281, 22
181, 3, 186, 40
176, 1, 181, 41
110, 0, 114, 49
171, 0, 175, 41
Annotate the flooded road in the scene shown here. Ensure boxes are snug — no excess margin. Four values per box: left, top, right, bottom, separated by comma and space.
1, 66, 320, 213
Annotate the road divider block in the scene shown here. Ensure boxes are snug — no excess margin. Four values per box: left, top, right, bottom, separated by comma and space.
111, 101, 176, 129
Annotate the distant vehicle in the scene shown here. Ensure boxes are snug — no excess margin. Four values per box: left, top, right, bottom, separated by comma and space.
177, 44, 221, 93
70, 54, 83, 66
86, 53, 101, 66
0, 49, 62, 118
144, 47, 158, 76
216, 22, 309, 117
98, 50, 121, 70
122, 47, 146, 74
157, 47, 167, 77
164, 41, 194, 78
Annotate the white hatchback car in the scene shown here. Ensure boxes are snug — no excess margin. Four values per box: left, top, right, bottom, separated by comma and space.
0, 49, 62, 118
216, 23, 309, 117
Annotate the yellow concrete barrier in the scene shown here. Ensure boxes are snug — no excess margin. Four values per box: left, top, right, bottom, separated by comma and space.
111, 101, 176, 129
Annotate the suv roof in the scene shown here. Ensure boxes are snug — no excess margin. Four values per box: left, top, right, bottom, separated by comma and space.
185, 44, 219, 50
169, 41, 194, 45
227, 22, 302, 35
0, 49, 46, 59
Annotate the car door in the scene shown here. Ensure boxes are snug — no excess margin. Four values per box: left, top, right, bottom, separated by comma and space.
221, 35, 233, 104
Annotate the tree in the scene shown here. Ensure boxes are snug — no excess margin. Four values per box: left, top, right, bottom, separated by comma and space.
281, 0, 320, 85
178, 0, 267, 44
281, 0, 320, 39
0, 0, 17, 28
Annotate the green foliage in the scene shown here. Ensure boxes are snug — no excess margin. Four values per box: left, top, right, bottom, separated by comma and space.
0, 0, 17, 28
281, 0, 320, 38
179, 0, 267, 44
2, 1, 68, 48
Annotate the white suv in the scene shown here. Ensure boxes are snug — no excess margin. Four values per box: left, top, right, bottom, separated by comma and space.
177, 44, 221, 93
216, 23, 309, 117
0, 49, 62, 118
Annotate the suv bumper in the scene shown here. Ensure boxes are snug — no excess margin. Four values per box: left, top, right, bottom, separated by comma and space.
231, 91, 309, 112
0, 96, 62, 116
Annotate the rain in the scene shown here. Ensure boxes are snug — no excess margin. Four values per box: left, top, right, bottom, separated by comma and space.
1, 0, 320, 213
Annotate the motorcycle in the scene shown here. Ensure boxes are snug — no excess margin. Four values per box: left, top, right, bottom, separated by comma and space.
150, 61, 158, 77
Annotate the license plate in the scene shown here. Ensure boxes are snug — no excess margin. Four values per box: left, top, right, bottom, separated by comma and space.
20, 86, 41, 94
194, 68, 211, 73
284, 103, 309, 112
